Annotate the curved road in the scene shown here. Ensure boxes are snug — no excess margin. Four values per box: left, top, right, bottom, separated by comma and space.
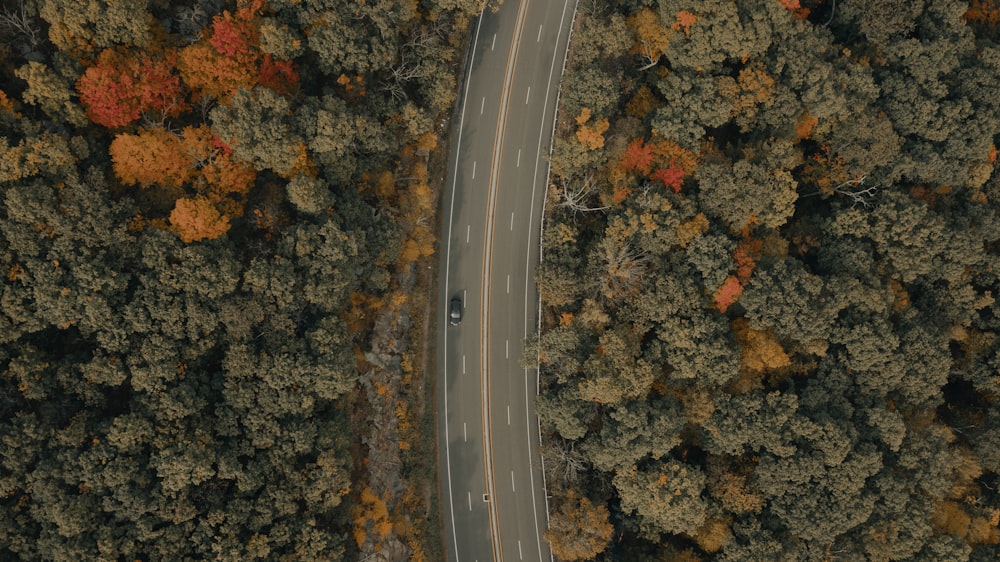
437, 1, 576, 561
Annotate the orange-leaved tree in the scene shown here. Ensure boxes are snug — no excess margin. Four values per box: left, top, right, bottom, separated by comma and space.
967, 0, 1000, 26
169, 196, 231, 243
110, 128, 193, 188
77, 49, 185, 128
713, 276, 743, 313
619, 138, 656, 176
178, 125, 256, 201
778, 0, 811, 19
672, 10, 697, 35
732, 318, 791, 373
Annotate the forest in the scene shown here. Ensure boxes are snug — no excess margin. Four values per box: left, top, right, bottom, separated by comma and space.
535, 0, 1000, 560
0, 0, 486, 559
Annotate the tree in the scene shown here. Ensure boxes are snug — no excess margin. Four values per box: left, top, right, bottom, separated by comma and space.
175, 4, 299, 103
39, 0, 152, 56
732, 318, 790, 373
653, 72, 731, 149
713, 276, 742, 313
571, 11, 630, 68
177, 41, 256, 102
836, 0, 924, 45
109, 128, 193, 188
14, 61, 88, 127
755, 437, 882, 543
614, 461, 708, 538
577, 326, 656, 405
286, 174, 332, 216
210, 87, 304, 176
696, 160, 799, 232
703, 391, 798, 457
619, 138, 656, 176
581, 395, 684, 472
543, 490, 614, 561
169, 196, 231, 243
740, 258, 843, 349
76, 49, 185, 128
588, 220, 648, 302
575, 107, 609, 151
628, 8, 671, 70
658, 0, 773, 71
297, 0, 403, 76
651, 165, 686, 192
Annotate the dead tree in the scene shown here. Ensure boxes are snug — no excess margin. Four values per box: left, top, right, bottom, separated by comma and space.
555, 173, 609, 216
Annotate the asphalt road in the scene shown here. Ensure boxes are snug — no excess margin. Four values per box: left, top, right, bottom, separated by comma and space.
437, 1, 576, 560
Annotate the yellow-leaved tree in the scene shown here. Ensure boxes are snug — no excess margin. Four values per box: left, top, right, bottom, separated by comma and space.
544, 490, 614, 561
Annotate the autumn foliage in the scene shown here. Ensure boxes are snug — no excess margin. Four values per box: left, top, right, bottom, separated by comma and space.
179, 125, 257, 200
967, 0, 1000, 26
76, 50, 185, 128
777, 0, 811, 19
713, 276, 743, 313
795, 111, 819, 140
651, 165, 686, 192
620, 139, 656, 176
672, 10, 697, 35
617, 137, 696, 193
544, 490, 614, 561
72, 0, 296, 244
178, 8, 299, 101
112, 125, 256, 243
732, 318, 790, 373
111, 125, 256, 196
628, 7, 672, 67
575, 107, 609, 150
110, 128, 193, 188
169, 196, 231, 243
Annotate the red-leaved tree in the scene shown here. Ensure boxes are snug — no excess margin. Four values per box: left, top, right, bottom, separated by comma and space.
77, 50, 185, 128
651, 165, 686, 192
619, 139, 656, 176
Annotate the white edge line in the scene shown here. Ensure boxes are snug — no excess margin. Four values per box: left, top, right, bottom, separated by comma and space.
444, 12, 485, 562
523, 1, 577, 561
484, 2, 532, 560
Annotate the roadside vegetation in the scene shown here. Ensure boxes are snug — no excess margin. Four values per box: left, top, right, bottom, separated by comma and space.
0, 0, 488, 559
536, 0, 1000, 560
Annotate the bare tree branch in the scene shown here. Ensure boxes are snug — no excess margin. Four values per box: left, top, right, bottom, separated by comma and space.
834, 176, 881, 208
541, 438, 590, 484
554, 173, 610, 215
595, 235, 648, 301
0, 0, 41, 50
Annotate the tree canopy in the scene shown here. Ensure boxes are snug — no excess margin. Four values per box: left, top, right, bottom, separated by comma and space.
0, 0, 486, 559
536, 1, 1000, 560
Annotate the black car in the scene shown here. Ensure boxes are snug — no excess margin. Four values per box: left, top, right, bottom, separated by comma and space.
449, 297, 463, 326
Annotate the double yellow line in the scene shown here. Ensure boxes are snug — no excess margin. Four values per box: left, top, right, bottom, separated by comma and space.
480, 0, 530, 560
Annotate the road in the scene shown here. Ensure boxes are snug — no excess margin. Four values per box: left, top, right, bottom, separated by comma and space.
437, 1, 576, 561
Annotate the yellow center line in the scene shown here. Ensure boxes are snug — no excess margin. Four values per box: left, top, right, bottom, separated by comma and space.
480, 0, 531, 560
